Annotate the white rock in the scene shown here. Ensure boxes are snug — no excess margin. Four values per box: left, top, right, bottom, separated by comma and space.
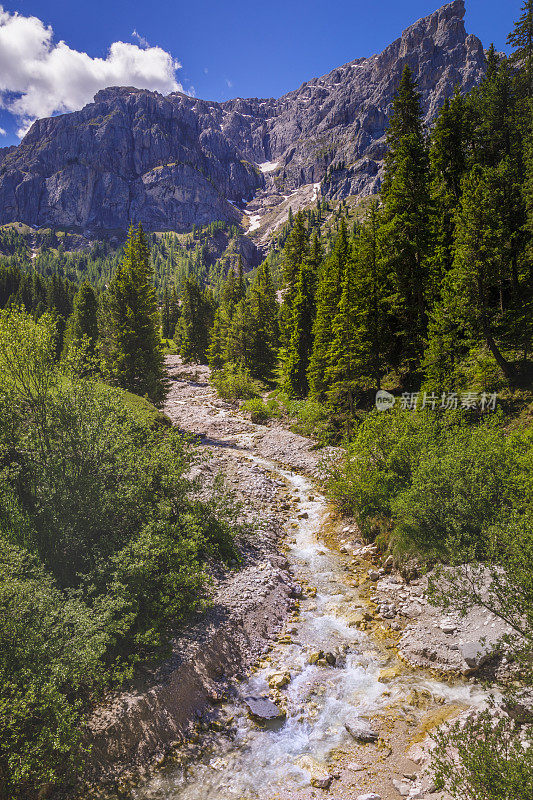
357, 795, 381, 800
440, 620, 457, 634
392, 779, 412, 796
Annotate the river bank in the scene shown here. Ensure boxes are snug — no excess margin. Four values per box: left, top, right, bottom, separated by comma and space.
86, 359, 497, 800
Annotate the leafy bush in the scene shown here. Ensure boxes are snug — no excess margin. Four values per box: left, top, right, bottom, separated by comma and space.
272, 392, 334, 442
210, 363, 259, 400
393, 418, 528, 558
242, 397, 272, 424
328, 408, 533, 559
326, 408, 442, 535
431, 709, 533, 800
0, 309, 238, 797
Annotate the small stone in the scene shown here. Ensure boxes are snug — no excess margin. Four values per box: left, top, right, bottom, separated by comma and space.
244, 696, 286, 722
392, 779, 411, 796
345, 720, 378, 742
461, 640, 492, 669
347, 611, 365, 628
311, 775, 333, 790
440, 620, 457, 634
369, 570, 380, 581
325, 651, 336, 666
347, 762, 364, 772
298, 512, 309, 519
378, 666, 402, 682
309, 651, 323, 664
268, 671, 291, 690
357, 794, 381, 800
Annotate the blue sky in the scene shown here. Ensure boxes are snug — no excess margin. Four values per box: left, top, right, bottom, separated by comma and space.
0, 0, 522, 146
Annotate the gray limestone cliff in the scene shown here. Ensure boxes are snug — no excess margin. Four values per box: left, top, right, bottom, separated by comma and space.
0, 1, 485, 234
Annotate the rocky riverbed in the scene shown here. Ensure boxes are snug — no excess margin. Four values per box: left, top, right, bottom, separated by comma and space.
90, 359, 504, 800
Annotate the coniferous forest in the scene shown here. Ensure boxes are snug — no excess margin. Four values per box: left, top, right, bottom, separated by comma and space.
0, 3, 533, 800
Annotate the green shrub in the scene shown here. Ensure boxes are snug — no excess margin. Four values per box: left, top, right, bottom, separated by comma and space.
210, 363, 259, 400
327, 408, 533, 559
326, 408, 441, 534
273, 392, 333, 442
242, 397, 272, 424
431, 709, 533, 800
393, 418, 526, 558
0, 309, 239, 797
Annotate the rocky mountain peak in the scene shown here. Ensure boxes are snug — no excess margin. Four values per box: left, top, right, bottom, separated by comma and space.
0, 2, 486, 239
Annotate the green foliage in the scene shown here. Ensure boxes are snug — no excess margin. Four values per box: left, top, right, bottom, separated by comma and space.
242, 397, 274, 424
327, 409, 533, 559
210, 363, 259, 401
101, 225, 167, 404
326, 408, 440, 534
380, 66, 431, 369
307, 220, 350, 398
0, 541, 106, 795
174, 277, 214, 364
273, 392, 334, 443
508, 0, 533, 99
279, 231, 318, 397
431, 709, 533, 800
392, 417, 530, 558
207, 262, 279, 381
0, 309, 237, 797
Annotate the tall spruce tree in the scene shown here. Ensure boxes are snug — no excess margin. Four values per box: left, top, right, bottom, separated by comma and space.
508, 0, 533, 99
446, 165, 517, 382
246, 262, 279, 380
380, 65, 431, 372
429, 90, 470, 295
279, 212, 309, 351
174, 277, 213, 364
279, 234, 319, 396
64, 282, 98, 365
326, 203, 388, 409
307, 218, 350, 398
104, 225, 167, 404
65, 283, 98, 353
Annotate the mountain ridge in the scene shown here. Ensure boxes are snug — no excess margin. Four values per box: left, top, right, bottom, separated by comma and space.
0, 0, 486, 237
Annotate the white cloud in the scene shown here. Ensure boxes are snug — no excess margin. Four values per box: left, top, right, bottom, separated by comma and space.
0, 7, 183, 137
225, 78, 233, 88
0, 127, 6, 136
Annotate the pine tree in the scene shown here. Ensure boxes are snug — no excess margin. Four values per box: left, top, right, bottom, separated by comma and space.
326, 203, 388, 409
447, 165, 517, 382
279, 212, 309, 350
246, 262, 279, 379
279, 235, 318, 396
508, 0, 533, 99
64, 282, 98, 356
221, 259, 245, 310
380, 65, 431, 371
429, 90, 470, 297
174, 277, 213, 364
207, 307, 226, 369
472, 53, 517, 168
104, 225, 167, 403
307, 219, 350, 398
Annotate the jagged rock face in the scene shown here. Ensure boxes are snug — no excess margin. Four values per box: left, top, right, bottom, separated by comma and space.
0, 1, 485, 233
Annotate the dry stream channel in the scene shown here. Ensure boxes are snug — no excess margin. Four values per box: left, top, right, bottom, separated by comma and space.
130, 365, 487, 800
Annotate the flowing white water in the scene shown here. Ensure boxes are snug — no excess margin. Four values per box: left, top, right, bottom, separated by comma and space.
133, 450, 485, 800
